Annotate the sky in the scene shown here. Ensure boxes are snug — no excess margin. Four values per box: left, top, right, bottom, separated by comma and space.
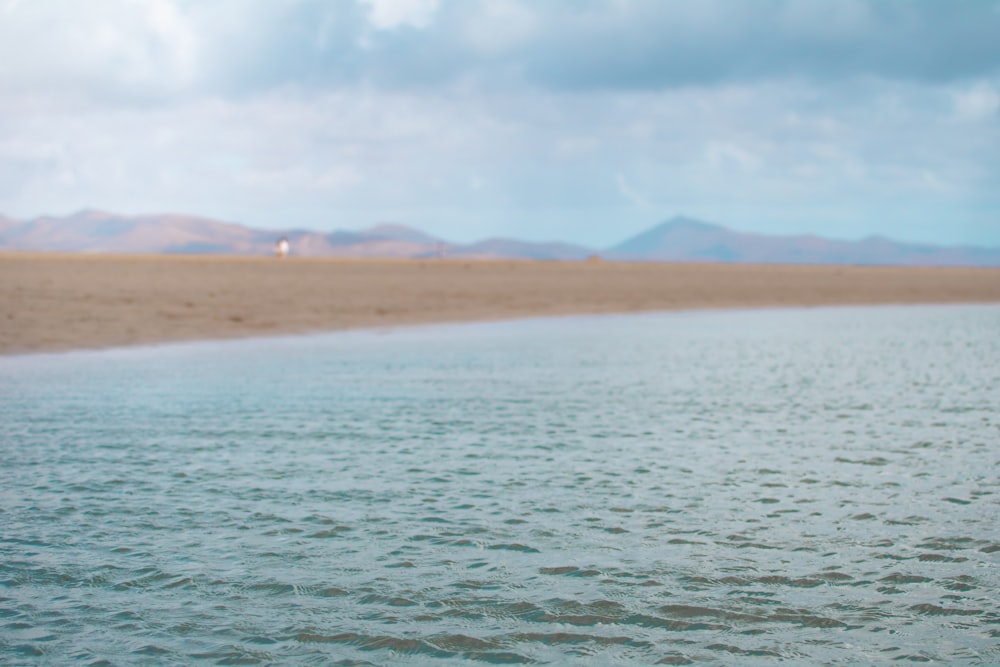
1, 0, 998, 247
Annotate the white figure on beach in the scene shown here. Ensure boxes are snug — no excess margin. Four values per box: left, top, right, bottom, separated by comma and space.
275, 237, 290, 258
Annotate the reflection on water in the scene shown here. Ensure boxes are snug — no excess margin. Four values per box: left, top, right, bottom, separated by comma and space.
1, 305, 998, 665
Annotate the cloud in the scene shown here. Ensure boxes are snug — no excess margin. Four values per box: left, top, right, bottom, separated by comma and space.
2, 75, 995, 242
954, 84, 1000, 121
616, 174, 650, 209
0, 1, 997, 247
361, 0, 439, 30
0, 0, 200, 104
459, 0, 537, 54
516, 2, 1000, 90
4, 0, 1000, 107
704, 141, 761, 174
238, 164, 363, 196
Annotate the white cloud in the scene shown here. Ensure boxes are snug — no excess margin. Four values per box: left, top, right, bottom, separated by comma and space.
461, 0, 537, 53
0, 0, 199, 103
144, 0, 198, 81
954, 84, 1000, 121
704, 141, 761, 173
616, 173, 650, 209
239, 165, 363, 195
555, 137, 600, 158
360, 0, 439, 30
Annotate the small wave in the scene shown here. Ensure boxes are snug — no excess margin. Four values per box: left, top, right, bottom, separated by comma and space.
487, 543, 540, 553
909, 603, 983, 617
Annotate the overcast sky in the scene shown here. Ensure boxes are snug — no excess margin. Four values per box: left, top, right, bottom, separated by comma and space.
1, 0, 998, 246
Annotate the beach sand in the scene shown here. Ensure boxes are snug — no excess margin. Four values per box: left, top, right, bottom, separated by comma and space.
2, 252, 1000, 354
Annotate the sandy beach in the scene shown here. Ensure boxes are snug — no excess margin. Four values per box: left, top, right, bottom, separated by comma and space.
2, 252, 1000, 354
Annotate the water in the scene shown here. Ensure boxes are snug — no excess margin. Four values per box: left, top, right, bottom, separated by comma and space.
1, 305, 998, 665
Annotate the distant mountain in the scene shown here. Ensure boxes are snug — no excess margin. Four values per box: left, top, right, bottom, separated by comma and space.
0, 210, 584, 260
607, 215, 1000, 266
1, 210, 998, 266
365, 224, 443, 246
0, 209, 273, 254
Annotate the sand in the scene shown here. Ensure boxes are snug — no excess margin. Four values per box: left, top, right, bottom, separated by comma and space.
2, 252, 1000, 354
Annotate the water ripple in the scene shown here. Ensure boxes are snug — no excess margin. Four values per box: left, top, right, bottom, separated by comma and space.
2, 305, 999, 664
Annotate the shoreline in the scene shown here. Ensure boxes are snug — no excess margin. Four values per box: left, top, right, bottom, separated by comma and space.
3, 252, 1000, 355
5, 302, 997, 361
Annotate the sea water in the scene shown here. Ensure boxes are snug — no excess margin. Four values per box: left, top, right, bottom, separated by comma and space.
1, 305, 998, 665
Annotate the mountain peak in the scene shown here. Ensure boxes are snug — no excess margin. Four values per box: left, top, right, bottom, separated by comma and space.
660, 215, 723, 232
71, 208, 118, 220
606, 215, 727, 258
362, 223, 443, 244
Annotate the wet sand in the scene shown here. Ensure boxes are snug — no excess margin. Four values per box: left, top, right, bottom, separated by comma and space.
2, 252, 1000, 354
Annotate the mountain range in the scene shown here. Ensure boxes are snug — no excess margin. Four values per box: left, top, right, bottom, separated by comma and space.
1, 209, 998, 266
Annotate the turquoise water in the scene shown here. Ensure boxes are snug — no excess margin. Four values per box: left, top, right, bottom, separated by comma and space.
1, 305, 999, 665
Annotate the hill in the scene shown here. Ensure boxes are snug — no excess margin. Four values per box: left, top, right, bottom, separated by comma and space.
606, 216, 1000, 266
1, 210, 998, 266
0, 210, 584, 260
